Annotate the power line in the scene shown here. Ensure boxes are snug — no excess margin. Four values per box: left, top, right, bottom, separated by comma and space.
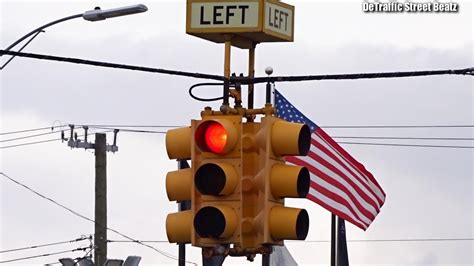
90, 127, 474, 141
0, 236, 90, 253
4, 124, 472, 137
2, 135, 473, 150
75, 124, 181, 128
108, 238, 474, 244
243, 67, 473, 84
88, 126, 166, 134
118, 129, 167, 134
0, 130, 110, 149
108, 240, 169, 243
322, 125, 474, 129
86, 126, 474, 149
0, 247, 88, 264
0, 50, 224, 81
0, 172, 197, 265
339, 142, 474, 149
0, 125, 65, 136
0, 50, 471, 84
0, 129, 70, 143
288, 238, 474, 243
347, 238, 474, 243
2, 125, 474, 150
333, 136, 474, 141
74, 124, 474, 129
0, 137, 63, 149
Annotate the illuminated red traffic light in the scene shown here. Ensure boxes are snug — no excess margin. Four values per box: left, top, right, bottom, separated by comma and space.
204, 122, 227, 154
195, 120, 237, 155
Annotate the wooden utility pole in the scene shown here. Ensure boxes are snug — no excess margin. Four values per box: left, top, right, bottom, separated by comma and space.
62, 127, 118, 265
95, 133, 107, 266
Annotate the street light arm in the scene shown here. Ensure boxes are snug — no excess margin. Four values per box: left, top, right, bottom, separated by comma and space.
3, 13, 83, 52
1, 4, 147, 70
0, 30, 44, 70
3, 4, 147, 52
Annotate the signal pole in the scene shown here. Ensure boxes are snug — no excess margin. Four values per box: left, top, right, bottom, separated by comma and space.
177, 160, 191, 266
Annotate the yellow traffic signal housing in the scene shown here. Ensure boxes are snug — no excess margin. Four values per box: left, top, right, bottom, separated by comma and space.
166, 210, 193, 243
165, 126, 193, 244
191, 114, 243, 247
239, 121, 261, 248
254, 116, 311, 245
164, 113, 311, 250
165, 127, 191, 160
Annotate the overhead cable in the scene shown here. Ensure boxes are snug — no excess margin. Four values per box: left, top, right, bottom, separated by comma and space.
240, 67, 473, 84
68, 124, 474, 129
0, 247, 88, 263
332, 136, 474, 141
0, 129, 70, 143
0, 236, 89, 253
0, 50, 471, 84
0, 130, 110, 149
339, 141, 474, 149
0, 50, 224, 81
108, 237, 474, 244
0, 172, 197, 265
0, 125, 65, 136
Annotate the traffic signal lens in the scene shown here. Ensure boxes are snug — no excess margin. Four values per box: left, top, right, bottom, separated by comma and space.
194, 206, 237, 239
195, 163, 237, 196
195, 163, 225, 195
195, 119, 238, 155
205, 122, 227, 154
295, 209, 310, 240
297, 167, 310, 198
194, 206, 225, 238
298, 124, 311, 156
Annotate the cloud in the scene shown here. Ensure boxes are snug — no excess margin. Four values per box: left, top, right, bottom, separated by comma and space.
1, 1, 472, 265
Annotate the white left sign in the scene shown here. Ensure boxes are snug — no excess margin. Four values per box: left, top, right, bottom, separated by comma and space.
190, 2, 259, 29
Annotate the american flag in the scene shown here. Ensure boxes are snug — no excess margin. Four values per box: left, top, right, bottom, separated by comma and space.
275, 90, 386, 230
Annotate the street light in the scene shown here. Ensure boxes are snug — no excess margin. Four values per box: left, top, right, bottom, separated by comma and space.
83, 4, 148, 21
1, 4, 148, 69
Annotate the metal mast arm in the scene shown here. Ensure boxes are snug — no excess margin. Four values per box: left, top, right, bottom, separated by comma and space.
3, 13, 82, 52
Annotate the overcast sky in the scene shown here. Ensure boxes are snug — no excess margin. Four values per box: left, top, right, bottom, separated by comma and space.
0, 0, 473, 265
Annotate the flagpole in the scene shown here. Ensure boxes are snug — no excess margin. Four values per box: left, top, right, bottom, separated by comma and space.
330, 214, 336, 266
335, 216, 340, 266
336, 217, 349, 266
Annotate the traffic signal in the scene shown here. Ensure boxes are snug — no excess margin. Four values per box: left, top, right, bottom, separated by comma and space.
254, 116, 311, 245
165, 126, 193, 244
191, 115, 243, 247
164, 113, 311, 250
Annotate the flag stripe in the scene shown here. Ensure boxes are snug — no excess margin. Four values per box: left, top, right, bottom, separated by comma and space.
310, 179, 371, 227
288, 157, 374, 225
316, 128, 386, 201
290, 154, 377, 220
305, 149, 379, 217
311, 135, 382, 211
275, 90, 385, 230
307, 189, 367, 230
